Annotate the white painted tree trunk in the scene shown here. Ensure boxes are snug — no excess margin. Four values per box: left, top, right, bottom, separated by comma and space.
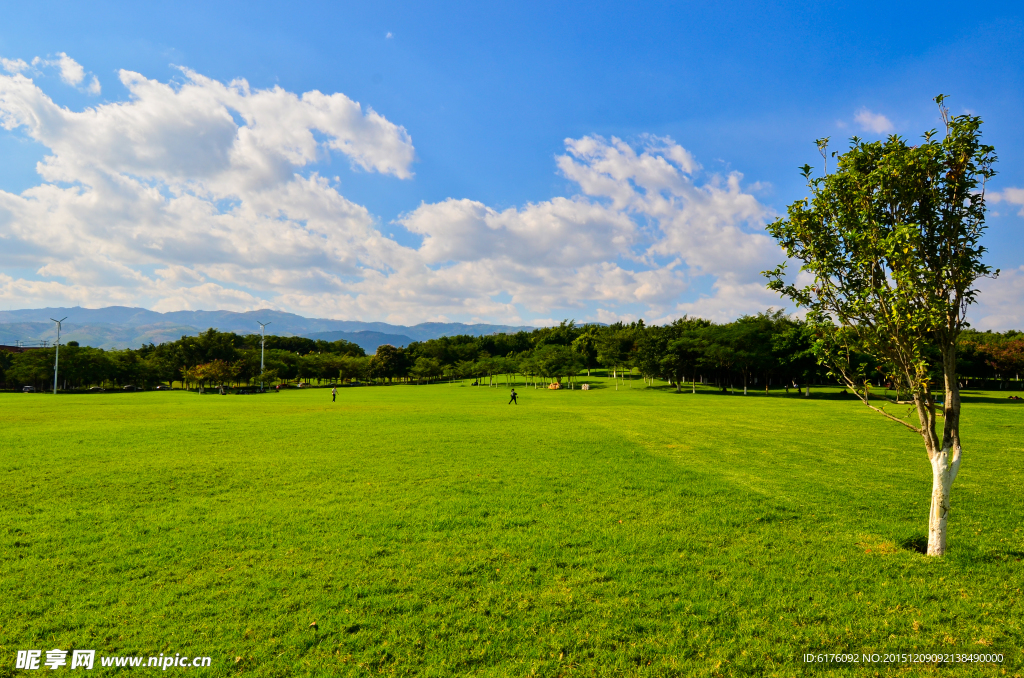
927, 446, 961, 556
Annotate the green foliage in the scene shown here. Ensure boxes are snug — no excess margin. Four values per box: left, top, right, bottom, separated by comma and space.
658, 317, 711, 390
766, 97, 998, 449
570, 325, 600, 372
532, 344, 583, 383
409, 356, 443, 383
532, 319, 582, 347
369, 344, 410, 382
0, 350, 11, 384
596, 324, 636, 372
765, 98, 997, 407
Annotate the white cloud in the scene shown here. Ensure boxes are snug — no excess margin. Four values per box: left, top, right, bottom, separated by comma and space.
0, 63, 418, 314
386, 32, 393, 39
0, 57, 30, 74
51, 52, 85, 86
399, 196, 636, 267
595, 308, 639, 324
854, 107, 894, 134
675, 275, 785, 324
397, 134, 779, 320
988, 187, 1024, 216
0, 61, 788, 325
970, 267, 1024, 330
19, 53, 102, 95
556, 134, 774, 277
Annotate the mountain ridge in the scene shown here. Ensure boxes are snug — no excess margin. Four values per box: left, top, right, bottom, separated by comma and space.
0, 306, 535, 352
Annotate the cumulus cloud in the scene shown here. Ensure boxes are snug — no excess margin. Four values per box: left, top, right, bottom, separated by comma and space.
1, 57, 30, 74
398, 134, 780, 320
970, 267, 1024, 331
0, 60, 787, 325
11, 52, 102, 94
854, 107, 894, 134
49, 52, 85, 86
988, 187, 1024, 216
0, 63, 417, 310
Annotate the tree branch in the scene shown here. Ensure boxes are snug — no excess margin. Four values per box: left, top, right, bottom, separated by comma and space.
866, 402, 923, 433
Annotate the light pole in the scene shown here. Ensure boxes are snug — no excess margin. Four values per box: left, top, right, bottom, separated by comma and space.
258, 321, 271, 390
50, 317, 67, 395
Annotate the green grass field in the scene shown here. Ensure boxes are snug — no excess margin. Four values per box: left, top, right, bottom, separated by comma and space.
1, 379, 1022, 677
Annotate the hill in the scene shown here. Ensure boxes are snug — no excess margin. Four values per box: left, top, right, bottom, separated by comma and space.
0, 306, 533, 351
305, 330, 415, 352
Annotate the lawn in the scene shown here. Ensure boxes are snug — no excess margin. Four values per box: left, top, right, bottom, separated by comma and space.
1, 380, 1022, 677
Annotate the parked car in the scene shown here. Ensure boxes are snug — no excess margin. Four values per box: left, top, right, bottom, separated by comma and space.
87, 386, 105, 393
154, 385, 172, 390
22, 385, 36, 393
122, 385, 138, 392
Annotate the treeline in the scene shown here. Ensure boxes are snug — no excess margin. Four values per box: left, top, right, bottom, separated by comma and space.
1, 315, 1022, 391
351, 315, 1024, 391
0, 329, 366, 391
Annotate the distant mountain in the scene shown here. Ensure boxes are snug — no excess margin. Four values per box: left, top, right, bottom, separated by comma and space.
0, 306, 534, 351
0, 321, 202, 350
307, 330, 415, 352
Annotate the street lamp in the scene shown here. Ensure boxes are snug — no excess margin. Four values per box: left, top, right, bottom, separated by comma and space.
258, 321, 271, 390
50, 317, 67, 395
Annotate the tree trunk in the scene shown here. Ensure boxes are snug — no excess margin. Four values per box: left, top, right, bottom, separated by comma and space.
927, 446, 960, 556
922, 347, 963, 557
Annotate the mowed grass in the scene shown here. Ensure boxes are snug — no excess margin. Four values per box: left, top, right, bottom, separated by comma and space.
1, 380, 1022, 677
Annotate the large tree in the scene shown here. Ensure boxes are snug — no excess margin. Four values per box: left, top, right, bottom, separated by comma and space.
765, 97, 997, 556
660, 317, 711, 393
369, 344, 409, 383
571, 325, 600, 376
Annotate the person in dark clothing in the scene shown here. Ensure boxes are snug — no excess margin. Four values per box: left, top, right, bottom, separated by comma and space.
332, 386, 337, 402
509, 389, 518, 405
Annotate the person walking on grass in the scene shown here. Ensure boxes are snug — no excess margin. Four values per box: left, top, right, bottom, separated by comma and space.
332, 386, 337, 403
509, 388, 518, 405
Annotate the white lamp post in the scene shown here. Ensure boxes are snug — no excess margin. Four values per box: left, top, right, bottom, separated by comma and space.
50, 317, 67, 395
258, 321, 271, 390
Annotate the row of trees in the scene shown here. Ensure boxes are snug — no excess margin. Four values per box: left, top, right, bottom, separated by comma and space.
3, 317, 1020, 392
0, 329, 367, 391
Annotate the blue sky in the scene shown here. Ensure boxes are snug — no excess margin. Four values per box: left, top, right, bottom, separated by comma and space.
1, 1, 1022, 327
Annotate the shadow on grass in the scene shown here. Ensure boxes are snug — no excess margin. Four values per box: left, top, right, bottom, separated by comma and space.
572, 383, 610, 390
959, 393, 1024, 405
898, 534, 928, 555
